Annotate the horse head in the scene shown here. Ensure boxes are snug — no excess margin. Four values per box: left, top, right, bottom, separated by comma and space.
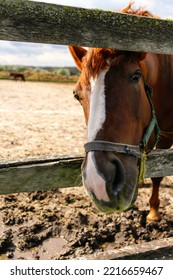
69, 46, 159, 213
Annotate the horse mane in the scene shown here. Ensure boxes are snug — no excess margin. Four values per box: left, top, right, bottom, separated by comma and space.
120, 1, 159, 18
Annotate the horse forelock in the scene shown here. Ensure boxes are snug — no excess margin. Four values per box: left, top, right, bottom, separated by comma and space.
81, 48, 130, 81
82, 48, 110, 79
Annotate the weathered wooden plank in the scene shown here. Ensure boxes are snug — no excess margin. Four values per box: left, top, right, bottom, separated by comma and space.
79, 237, 173, 260
0, 156, 83, 195
0, 0, 173, 54
145, 149, 173, 178
0, 149, 172, 195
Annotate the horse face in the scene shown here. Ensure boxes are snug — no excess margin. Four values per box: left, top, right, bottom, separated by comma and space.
69, 46, 151, 213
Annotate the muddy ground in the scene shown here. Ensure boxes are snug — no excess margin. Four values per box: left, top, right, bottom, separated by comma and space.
0, 80, 172, 260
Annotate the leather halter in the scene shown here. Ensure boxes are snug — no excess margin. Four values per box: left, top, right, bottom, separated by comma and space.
84, 83, 160, 183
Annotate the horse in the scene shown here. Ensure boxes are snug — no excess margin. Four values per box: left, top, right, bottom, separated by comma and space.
10, 72, 25, 81
68, 3, 173, 221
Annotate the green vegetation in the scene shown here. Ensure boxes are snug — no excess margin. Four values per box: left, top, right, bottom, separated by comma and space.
0, 65, 79, 83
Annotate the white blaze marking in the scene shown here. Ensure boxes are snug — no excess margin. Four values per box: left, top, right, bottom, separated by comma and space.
88, 69, 108, 141
83, 69, 110, 202
83, 152, 109, 202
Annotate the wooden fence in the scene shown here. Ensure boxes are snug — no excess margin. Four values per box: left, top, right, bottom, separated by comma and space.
1, 0, 173, 53
0, 0, 173, 195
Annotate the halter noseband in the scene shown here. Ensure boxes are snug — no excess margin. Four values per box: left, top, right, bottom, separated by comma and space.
84, 83, 160, 184
84, 141, 141, 158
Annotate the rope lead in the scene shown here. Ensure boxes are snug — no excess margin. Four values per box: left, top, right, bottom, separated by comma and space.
138, 152, 147, 185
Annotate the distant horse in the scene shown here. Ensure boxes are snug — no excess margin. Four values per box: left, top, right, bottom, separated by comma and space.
10, 72, 25, 81
68, 3, 173, 221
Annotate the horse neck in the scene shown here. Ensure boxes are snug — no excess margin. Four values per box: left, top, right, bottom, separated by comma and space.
144, 53, 173, 87
144, 53, 173, 133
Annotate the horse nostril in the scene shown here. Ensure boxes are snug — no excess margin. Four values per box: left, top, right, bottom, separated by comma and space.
111, 157, 126, 195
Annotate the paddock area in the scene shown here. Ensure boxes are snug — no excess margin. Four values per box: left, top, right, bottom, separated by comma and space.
0, 80, 86, 160
0, 80, 172, 260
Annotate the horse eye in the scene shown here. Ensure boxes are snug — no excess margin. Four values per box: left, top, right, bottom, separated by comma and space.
129, 71, 141, 82
73, 90, 82, 104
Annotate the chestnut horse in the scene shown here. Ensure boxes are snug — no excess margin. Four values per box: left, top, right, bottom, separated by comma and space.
68, 5, 173, 221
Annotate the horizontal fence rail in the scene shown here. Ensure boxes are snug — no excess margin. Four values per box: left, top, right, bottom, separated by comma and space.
0, 149, 173, 195
0, 0, 173, 54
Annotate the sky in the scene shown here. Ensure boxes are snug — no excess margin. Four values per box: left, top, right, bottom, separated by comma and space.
0, 0, 173, 67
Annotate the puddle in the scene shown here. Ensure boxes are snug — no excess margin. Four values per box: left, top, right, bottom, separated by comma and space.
0, 236, 67, 260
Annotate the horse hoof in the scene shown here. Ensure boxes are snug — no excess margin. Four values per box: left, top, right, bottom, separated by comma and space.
146, 211, 160, 222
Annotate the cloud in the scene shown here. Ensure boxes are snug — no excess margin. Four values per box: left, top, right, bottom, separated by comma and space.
0, 41, 73, 66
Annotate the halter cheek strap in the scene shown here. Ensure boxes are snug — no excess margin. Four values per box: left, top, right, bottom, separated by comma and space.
140, 84, 160, 152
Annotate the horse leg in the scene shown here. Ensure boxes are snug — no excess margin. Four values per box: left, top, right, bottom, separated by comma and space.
147, 136, 173, 222
147, 177, 162, 221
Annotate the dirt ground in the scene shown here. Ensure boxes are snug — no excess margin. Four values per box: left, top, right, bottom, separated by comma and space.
0, 80, 172, 260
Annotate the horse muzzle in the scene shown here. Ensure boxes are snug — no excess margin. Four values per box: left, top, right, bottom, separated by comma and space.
82, 143, 139, 213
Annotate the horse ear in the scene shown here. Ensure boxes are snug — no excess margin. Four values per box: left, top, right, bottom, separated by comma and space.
68, 46, 87, 70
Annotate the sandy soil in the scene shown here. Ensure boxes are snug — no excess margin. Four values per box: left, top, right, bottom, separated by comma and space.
0, 80, 172, 260
0, 80, 86, 160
